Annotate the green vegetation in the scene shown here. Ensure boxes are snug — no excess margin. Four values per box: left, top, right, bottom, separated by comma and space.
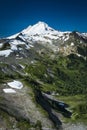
0, 42, 87, 125
17, 120, 42, 130
25, 53, 87, 96
56, 95, 87, 123
0, 62, 23, 83
24, 51, 87, 122
77, 44, 87, 57
17, 120, 32, 130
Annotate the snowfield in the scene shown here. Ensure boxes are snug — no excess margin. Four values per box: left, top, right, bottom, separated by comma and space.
2, 22, 87, 50
7, 80, 23, 89
20, 21, 71, 43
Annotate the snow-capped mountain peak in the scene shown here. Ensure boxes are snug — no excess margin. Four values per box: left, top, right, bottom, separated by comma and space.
22, 21, 57, 35
7, 21, 71, 46
0, 21, 87, 58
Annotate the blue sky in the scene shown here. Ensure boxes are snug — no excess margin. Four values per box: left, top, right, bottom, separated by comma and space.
0, 0, 87, 38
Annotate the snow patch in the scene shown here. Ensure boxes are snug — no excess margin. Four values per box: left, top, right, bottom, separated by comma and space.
10, 44, 17, 51
3, 88, 16, 93
0, 49, 13, 57
71, 42, 74, 46
0, 43, 3, 48
77, 32, 87, 39
25, 44, 30, 49
29, 44, 34, 47
31, 61, 35, 64
64, 34, 69, 41
19, 64, 25, 69
10, 40, 25, 46
82, 33, 87, 37
76, 53, 81, 57
7, 80, 23, 89
16, 57, 23, 59
9, 40, 26, 51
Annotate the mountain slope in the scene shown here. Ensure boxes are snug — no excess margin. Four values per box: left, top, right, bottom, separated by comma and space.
0, 21, 87, 130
